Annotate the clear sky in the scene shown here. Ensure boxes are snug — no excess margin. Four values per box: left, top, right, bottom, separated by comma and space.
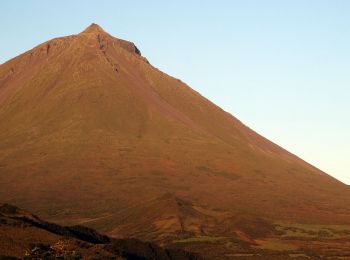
1, 1, 349, 184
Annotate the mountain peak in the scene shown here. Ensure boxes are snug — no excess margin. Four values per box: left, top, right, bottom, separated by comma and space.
81, 23, 105, 34
1, 24, 350, 258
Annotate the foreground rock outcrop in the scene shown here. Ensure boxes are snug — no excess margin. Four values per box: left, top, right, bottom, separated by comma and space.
0, 203, 202, 259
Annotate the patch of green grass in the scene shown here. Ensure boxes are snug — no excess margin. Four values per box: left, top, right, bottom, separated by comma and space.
276, 223, 350, 239
172, 236, 226, 243
256, 239, 297, 251
225, 241, 239, 250
279, 223, 350, 231
276, 226, 316, 238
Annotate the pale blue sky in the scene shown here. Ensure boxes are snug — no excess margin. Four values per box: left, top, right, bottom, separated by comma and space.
1, 1, 349, 184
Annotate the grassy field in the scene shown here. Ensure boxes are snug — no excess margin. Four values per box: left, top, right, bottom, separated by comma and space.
172, 236, 226, 243
255, 239, 297, 251
276, 223, 350, 239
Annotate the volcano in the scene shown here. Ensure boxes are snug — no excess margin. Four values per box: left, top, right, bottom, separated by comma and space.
1, 24, 350, 258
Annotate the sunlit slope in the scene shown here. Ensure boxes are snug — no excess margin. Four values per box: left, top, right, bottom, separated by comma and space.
1, 24, 350, 241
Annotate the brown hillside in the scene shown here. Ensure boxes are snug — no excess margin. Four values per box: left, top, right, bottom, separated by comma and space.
1, 23, 350, 248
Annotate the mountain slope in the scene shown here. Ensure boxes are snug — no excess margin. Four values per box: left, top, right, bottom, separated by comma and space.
1, 23, 350, 245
